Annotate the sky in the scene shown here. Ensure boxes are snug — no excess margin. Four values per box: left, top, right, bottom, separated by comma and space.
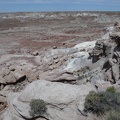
0, 0, 120, 12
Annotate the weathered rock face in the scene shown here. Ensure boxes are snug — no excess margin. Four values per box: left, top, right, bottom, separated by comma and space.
110, 32, 120, 44
90, 30, 120, 83
34, 41, 95, 82
0, 67, 25, 84
89, 40, 105, 63
2, 80, 96, 120
114, 21, 120, 32
0, 59, 39, 90
102, 43, 120, 83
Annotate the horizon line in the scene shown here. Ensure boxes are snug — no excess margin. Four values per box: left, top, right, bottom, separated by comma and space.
0, 10, 120, 14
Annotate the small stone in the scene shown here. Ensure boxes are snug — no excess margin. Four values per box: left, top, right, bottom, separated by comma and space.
9, 65, 16, 71
63, 43, 66, 45
33, 51, 39, 56
53, 56, 58, 60
53, 46, 57, 49
80, 48, 86, 51
5, 63, 11, 67
54, 59, 59, 64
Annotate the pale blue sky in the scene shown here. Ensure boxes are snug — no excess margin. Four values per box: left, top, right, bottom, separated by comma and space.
0, 0, 120, 12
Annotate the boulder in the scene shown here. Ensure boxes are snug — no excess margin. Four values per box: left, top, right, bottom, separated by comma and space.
39, 70, 77, 82
0, 64, 26, 84
0, 70, 16, 84
26, 69, 38, 82
3, 80, 96, 120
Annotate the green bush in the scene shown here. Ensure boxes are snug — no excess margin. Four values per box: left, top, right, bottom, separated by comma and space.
84, 91, 106, 115
106, 86, 116, 93
80, 66, 90, 73
29, 99, 47, 117
107, 110, 120, 120
84, 91, 120, 116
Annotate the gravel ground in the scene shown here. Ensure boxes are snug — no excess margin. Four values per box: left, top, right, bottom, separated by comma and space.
0, 12, 120, 56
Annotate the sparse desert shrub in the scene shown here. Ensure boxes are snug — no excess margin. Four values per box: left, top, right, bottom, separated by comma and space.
77, 74, 90, 81
80, 66, 90, 73
107, 110, 120, 120
29, 99, 47, 117
84, 91, 120, 116
85, 66, 90, 70
106, 86, 116, 93
84, 91, 106, 115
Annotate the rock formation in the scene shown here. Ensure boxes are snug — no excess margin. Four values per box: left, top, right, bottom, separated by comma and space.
0, 39, 96, 120
2, 80, 96, 120
90, 22, 120, 84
